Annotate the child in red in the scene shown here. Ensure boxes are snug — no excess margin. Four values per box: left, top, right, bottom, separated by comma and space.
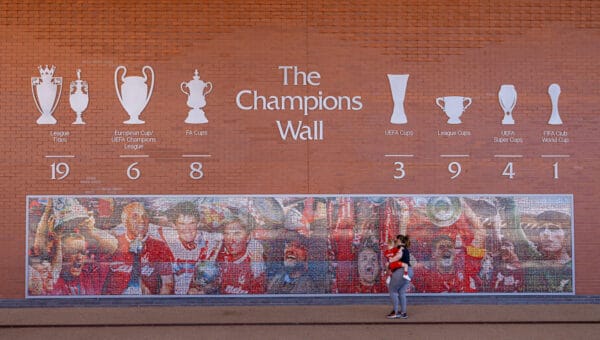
384, 239, 411, 283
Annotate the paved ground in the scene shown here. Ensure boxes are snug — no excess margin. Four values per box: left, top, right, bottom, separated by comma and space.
1, 302, 599, 340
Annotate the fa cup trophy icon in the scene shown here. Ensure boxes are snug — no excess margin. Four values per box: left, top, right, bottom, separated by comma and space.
32, 65, 62, 125
69, 69, 89, 124
181, 69, 213, 124
115, 65, 154, 124
387, 74, 409, 124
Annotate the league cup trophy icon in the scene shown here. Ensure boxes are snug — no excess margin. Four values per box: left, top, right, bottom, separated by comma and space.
436, 96, 472, 124
115, 65, 154, 124
69, 69, 89, 124
32, 65, 62, 125
547, 83, 563, 125
387, 74, 409, 124
499, 84, 517, 125
181, 69, 213, 124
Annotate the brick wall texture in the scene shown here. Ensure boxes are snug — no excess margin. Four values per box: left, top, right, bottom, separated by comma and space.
1, 0, 599, 297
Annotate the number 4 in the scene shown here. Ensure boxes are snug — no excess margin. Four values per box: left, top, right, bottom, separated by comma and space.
502, 162, 515, 179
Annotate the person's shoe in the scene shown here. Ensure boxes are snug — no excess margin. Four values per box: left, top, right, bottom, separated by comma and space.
399, 312, 408, 319
403, 274, 411, 281
386, 311, 399, 319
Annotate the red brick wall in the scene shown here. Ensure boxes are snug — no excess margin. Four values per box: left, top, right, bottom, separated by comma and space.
1, 0, 599, 297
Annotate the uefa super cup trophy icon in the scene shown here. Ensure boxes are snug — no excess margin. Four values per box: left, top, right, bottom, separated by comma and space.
32, 65, 62, 125
69, 69, 89, 124
387, 74, 409, 124
115, 65, 154, 124
181, 69, 213, 124
499, 84, 517, 125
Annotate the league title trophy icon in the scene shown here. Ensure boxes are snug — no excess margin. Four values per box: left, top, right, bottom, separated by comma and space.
69, 69, 89, 124
181, 69, 213, 124
387, 74, 409, 124
115, 65, 154, 124
32, 65, 62, 125
547, 83, 563, 125
499, 84, 517, 125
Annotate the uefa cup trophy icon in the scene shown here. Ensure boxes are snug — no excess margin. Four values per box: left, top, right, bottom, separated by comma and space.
115, 65, 154, 124
547, 83, 563, 125
436, 96, 472, 124
32, 65, 62, 125
387, 74, 409, 124
181, 69, 213, 124
499, 84, 517, 125
69, 69, 89, 125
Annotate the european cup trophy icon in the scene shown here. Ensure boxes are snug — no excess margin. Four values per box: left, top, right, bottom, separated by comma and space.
69, 69, 89, 125
387, 74, 409, 124
115, 65, 154, 124
32, 65, 62, 125
181, 69, 213, 124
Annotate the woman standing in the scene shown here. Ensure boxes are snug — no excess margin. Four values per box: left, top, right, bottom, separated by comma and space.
387, 234, 413, 319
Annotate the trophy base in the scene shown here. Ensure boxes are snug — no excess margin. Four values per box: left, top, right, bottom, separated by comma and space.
73, 114, 85, 125
36, 114, 57, 125
185, 108, 208, 124
502, 115, 515, 125
446, 118, 462, 124
124, 118, 145, 124
390, 109, 407, 125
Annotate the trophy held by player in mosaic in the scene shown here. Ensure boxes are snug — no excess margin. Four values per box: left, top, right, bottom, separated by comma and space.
387, 74, 409, 124
32, 65, 62, 125
69, 69, 89, 125
115, 65, 154, 124
181, 69, 213, 124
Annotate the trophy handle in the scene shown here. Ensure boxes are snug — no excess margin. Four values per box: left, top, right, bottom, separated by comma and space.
142, 66, 154, 108
204, 82, 213, 96
31, 77, 45, 116
50, 80, 63, 115
114, 66, 127, 109
435, 97, 444, 110
463, 97, 472, 110
180, 82, 189, 96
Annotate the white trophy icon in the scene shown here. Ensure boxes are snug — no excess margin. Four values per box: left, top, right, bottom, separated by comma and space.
69, 69, 89, 125
547, 83, 563, 125
499, 84, 517, 125
181, 69, 212, 124
32, 65, 62, 125
387, 74, 409, 124
115, 65, 154, 124
436, 96, 472, 124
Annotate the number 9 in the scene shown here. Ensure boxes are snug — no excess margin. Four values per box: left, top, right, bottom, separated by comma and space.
448, 161, 461, 179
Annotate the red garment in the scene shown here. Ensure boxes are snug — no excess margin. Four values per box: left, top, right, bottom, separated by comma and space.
383, 247, 405, 271
412, 252, 482, 293
103, 235, 174, 295
217, 250, 266, 294
52, 264, 105, 296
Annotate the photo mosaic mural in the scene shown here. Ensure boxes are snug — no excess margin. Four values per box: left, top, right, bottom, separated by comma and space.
26, 195, 573, 297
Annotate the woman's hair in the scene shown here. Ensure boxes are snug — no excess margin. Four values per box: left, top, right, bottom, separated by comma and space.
396, 234, 410, 248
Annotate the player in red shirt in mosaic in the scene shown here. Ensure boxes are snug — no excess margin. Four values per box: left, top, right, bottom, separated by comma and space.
412, 201, 487, 293
216, 214, 266, 294
159, 201, 222, 295
103, 202, 174, 295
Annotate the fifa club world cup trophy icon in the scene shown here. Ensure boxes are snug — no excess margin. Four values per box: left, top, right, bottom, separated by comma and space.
115, 65, 154, 124
69, 69, 89, 125
547, 83, 563, 125
387, 74, 409, 124
32, 65, 62, 125
181, 69, 213, 124
498, 84, 517, 125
